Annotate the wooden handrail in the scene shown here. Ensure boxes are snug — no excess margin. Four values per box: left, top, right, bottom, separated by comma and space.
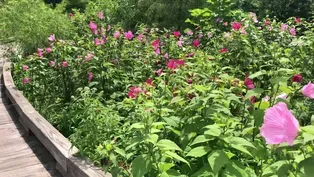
2, 62, 112, 177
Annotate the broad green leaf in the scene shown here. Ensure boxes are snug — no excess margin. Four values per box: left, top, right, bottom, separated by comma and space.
208, 150, 229, 174
230, 144, 253, 157
114, 147, 126, 157
186, 146, 210, 157
158, 162, 175, 172
160, 172, 170, 177
299, 157, 314, 176
165, 151, 190, 167
129, 123, 144, 130
145, 134, 159, 145
253, 109, 265, 127
157, 139, 182, 151
204, 124, 221, 137
170, 96, 184, 104
245, 88, 264, 99
131, 156, 152, 177
303, 132, 314, 144
190, 135, 214, 146
222, 161, 249, 177
248, 70, 266, 79
301, 125, 314, 135
191, 164, 214, 177
262, 160, 290, 176
194, 85, 208, 93
227, 137, 256, 148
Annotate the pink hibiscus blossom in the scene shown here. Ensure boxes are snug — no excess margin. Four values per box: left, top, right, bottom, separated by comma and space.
173, 31, 181, 37
114, 31, 121, 39
291, 74, 302, 83
290, 28, 296, 36
49, 61, 55, 67
145, 78, 154, 87
22, 77, 31, 84
37, 48, 44, 57
244, 74, 254, 89
260, 102, 299, 146
85, 53, 94, 62
22, 65, 28, 71
219, 48, 228, 54
155, 69, 163, 76
89, 21, 98, 35
186, 29, 193, 36
192, 39, 200, 48
177, 40, 183, 47
166, 59, 185, 70
164, 53, 169, 59
48, 34, 55, 42
280, 24, 289, 31
46, 47, 52, 53
137, 33, 145, 42
231, 22, 242, 31
124, 31, 134, 40
276, 93, 288, 100
128, 86, 142, 98
94, 37, 106, 45
295, 17, 301, 24
302, 82, 314, 99
62, 61, 68, 68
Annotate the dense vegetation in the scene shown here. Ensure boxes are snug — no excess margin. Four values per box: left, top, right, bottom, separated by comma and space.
2, 0, 314, 176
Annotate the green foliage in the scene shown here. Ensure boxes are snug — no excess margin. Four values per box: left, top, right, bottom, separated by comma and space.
0, 0, 75, 54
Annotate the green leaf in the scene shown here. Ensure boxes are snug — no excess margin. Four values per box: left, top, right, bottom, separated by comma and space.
194, 85, 208, 93
165, 151, 190, 167
157, 139, 182, 151
230, 144, 253, 157
131, 156, 152, 177
248, 70, 266, 79
190, 135, 214, 146
186, 146, 210, 157
301, 125, 314, 135
262, 160, 290, 176
227, 137, 256, 148
222, 161, 249, 177
299, 157, 314, 176
114, 147, 126, 158
208, 150, 229, 174
170, 96, 184, 104
253, 109, 265, 127
145, 134, 159, 145
158, 162, 175, 172
204, 124, 221, 137
160, 172, 170, 177
303, 132, 314, 144
129, 123, 144, 130
245, 88, 264, 99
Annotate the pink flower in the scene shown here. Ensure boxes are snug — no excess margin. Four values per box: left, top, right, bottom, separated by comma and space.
187, 78, 192, 84
302, 82, 314, 99
295, 17, 301, 24
260, 102, 299, 146
198, 33, 203, 38
114, 31, 121, 39
37, 48, 43, 57
164, 53, 169, 59
231, 22, 241, 30
187, 53, 194, 58
137, 33, 145, 42
107, 24, 111, 31
291, 74, 302, 83
88, 72, 93, 82
244, 76, 254, 90
48, 34, 55, 42
89, 21, 98, 35
219, 48, 228, 53
166, 59, 185, 70
264, 19, 271, 26
124, 31, 134, 40
207, 32, 212, 38
62, 61, 68, 68
94, 37, 106, 45
192, 39, 200, 48
145, 78, 154, 86
152, 39, 160, 49
290, 28, 296, 36
49, 61, 55, 67
280, 24, 289, 31
173, 31, 181, 37
186, 29, 193, 36
248, 12, 258, 23
263, 96, 270, 102
46, 47, 52, 53
156, 69, 163, 76
240, 28, 247, 35
22, 77, 31, 84
177, 40, 183, 47
22, 65, 28, 71
69, 13, 74, 18
85, 53, 94, 62
128, 86, 142, 98
223, 22, 228, 26
98, 12, 104, 20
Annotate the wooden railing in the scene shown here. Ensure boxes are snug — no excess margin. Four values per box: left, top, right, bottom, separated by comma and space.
2, 61, 112, 177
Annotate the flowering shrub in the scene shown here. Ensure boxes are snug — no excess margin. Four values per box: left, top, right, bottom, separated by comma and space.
12, 11, 314, 177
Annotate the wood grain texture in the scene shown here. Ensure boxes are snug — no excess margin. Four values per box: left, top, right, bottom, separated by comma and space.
3, 61, 111, 177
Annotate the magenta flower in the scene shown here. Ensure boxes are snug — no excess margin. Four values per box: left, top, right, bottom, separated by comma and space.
264, 19, 271, 26
192, 39, 200, 48
46, 47, 52, 53
187, 78, 192, 84
156, 69, 163, 76
85, 53, 94, 62
231, 22, 241, 31
260, 102, 299, 146
98, 12, 104, 20
164, 53, 169, 59
219, 48, 228, 54
69, 13, 74, 18
302, 82, 314, 99
48, 34, 55, 42
88, 72, 93, 82
166, 59, 185, 70
128, 86, 142, 98
295, 17, 301, 24
244, 76, 254, 90
89, 21, 98, 35
291, 74, 302, 83
22, 77, 31, 84
124, 31, 134, 40
290, 28, 296, 36
145, 78, 154, 87
37, 48, 43, 57
62, 61, 68, 68
187, 53, 194, 58
49, 61, 55, 67
173, 31, 181, 37
113, 31, 120, 39
94, 37, 106, 45
280, 24, 288, 31
22, 65, 28, 71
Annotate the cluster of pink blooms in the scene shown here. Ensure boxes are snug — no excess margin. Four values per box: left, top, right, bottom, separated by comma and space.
166, 59, 185, 70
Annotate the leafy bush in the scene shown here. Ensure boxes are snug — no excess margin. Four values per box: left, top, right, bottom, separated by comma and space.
0, 0, 75, 54
12, 11, 314, 177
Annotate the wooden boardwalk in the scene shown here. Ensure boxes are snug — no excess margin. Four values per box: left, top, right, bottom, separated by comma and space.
0, 49, 62, 176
